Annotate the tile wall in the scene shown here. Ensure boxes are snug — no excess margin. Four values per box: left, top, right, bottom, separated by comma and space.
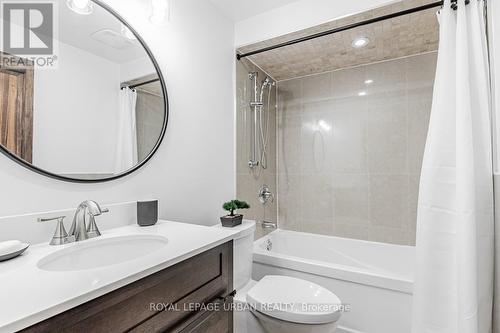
236, 59, 277, 238
277, 52, 437, 245
136, 86, 165, 162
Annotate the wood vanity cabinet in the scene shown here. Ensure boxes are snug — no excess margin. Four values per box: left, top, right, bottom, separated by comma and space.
21, 241, 234, 333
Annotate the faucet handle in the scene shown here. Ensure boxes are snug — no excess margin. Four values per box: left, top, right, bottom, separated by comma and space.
38, 216, 75, 246
37, 216, 66, 223
85, 207, 108, 239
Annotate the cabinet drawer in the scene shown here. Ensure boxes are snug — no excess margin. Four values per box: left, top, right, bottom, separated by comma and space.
22, 241, 233, 333
180, 297, 232, 333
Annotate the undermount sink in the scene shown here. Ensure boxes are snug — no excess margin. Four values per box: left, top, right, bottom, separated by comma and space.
37, 235, 168, 272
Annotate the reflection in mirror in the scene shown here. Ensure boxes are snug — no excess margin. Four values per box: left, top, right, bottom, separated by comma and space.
0, 0, 166, 181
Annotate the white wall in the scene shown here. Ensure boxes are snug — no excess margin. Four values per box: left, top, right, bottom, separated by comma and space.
0, 0, 235, 227
235, 0, 396, 47
33, 41, 120, 174
120, 57, 156, 83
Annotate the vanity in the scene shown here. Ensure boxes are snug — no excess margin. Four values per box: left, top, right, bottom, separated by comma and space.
0, 221, 240, 333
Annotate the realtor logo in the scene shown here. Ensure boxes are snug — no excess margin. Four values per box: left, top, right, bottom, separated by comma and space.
1, 1, 58, 69
3, 2, 53, 54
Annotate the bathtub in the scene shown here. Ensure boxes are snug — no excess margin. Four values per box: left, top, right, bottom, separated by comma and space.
252, 229, 414, 333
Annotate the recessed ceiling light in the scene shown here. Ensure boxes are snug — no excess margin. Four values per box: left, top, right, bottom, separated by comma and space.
364, 79, 374, 85
358, 91, 367, 96
352, 37, 370, 48
318, 120, 332, 132
66, 0, 94, 15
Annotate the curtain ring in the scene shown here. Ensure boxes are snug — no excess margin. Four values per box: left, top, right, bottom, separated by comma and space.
451, 0, 471, 10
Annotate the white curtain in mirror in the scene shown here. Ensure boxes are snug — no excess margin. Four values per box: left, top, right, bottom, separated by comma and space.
114, 87, 138, 174
412, 0, 494, 332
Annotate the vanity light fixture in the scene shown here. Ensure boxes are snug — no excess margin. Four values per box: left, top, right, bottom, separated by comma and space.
150, 0, 170, 25
364, 79, 374, 85
352, 37, 370, 48
121, 23, 137, 40
358, 91, 367, 96
66, 0, 94, 15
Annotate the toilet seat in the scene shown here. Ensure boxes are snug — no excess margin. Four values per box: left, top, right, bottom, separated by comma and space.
246, 275, 342, 325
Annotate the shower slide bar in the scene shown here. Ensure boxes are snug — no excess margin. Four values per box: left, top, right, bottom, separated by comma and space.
236, 1, 444, 60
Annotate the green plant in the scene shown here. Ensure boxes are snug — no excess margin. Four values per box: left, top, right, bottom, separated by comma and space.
223, 199, 250, 216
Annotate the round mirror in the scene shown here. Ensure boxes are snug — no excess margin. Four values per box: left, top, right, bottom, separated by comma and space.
0, 0, 168, 182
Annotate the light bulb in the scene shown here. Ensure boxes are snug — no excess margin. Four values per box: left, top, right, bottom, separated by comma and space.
352, 37, 370, 48
318, 120, 332, 131
66, 0, 93, 15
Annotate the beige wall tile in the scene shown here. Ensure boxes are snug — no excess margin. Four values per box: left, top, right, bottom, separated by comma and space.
332, 174, 371, 226
276, 53, 436, 245
235, 60, 278, 229
300, 174, 334, 225
369, 174, 409, 229
277, 112, 302, 175
366, 103, 408, 174
332, 223, 370, 240
277, 173, 302, 230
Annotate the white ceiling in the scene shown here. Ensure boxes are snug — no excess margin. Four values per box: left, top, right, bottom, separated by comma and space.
208, 0, 301, 21
58, 0, 150, 64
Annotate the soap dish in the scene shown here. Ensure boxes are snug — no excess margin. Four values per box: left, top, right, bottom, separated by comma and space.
0, 241, 30, 262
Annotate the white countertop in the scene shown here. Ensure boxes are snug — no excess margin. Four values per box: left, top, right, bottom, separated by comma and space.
0, 221, 241, 332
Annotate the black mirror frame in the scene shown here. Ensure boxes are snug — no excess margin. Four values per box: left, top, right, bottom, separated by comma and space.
0, 0, 169, 183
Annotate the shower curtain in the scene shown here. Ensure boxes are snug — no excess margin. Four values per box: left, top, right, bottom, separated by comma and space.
488, 0, 500, 330
412, 0, 495, 332
114, 87, 138, 174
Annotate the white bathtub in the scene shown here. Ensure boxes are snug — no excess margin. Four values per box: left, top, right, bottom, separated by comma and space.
252, 229, 415, 333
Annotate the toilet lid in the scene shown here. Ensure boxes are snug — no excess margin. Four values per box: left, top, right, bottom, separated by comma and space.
246, 275, 342, 324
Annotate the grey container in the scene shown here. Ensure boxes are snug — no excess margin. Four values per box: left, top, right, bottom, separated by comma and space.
137, 200, 158, 227
220, 214, 243, 227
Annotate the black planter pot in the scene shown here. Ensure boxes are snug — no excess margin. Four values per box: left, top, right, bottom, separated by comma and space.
220, 214, 243, 227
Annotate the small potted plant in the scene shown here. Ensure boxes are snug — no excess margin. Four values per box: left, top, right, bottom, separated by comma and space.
221, 199, 250, 227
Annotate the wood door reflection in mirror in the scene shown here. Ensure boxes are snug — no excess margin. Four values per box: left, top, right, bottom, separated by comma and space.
0, 56, 34, 163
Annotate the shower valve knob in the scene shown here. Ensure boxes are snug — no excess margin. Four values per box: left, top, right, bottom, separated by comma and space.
258, 185, 274, 204
249, 160, 259, 168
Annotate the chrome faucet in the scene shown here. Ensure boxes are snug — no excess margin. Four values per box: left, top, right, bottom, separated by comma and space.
69, 200, 109, 241
37, 200, 109, 245
37, 216, 74, 245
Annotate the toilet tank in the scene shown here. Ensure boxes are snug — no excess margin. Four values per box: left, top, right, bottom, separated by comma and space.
214, 220, 256, 291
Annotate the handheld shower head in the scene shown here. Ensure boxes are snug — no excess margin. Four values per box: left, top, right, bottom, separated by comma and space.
261, 77, 274, 89
259, 77, 274, 101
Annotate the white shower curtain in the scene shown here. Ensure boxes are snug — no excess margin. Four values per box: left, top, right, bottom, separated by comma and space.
412, 0, 494, 332
114, 87, 138, 174
487, 0, 500, 330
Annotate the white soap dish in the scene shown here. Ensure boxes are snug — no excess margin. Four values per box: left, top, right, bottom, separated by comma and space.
0, 241, 30, 262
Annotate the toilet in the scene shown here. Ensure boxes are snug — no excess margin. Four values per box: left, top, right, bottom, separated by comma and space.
217, 221, 342, 333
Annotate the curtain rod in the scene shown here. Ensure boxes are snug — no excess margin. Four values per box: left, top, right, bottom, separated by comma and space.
128, 78, 160, 89
236, 1, 444, 60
